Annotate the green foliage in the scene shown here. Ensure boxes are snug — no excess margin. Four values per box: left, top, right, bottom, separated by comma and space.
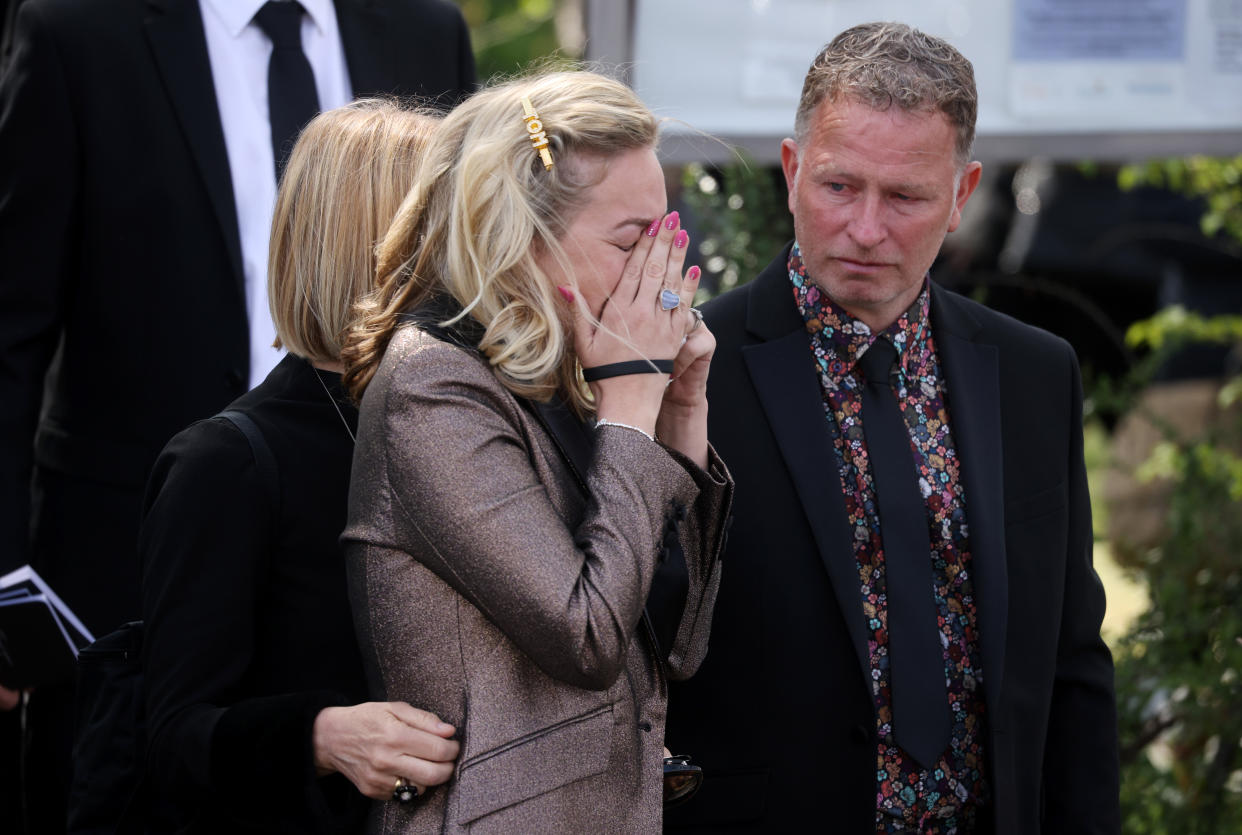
680, 157, 793, 302
1113, 440, 1242, 832
1094, 157, 1242, 827
1083, 419, 1113, 539
1105, 308, 1242, 832
460, 0, 577, 82
1090, 307, 1242, 428
1118, 155, 1242, 243
1127, 307, 1242, 352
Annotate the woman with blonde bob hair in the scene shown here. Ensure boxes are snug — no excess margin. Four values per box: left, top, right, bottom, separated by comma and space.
138, 100, 460, 833
342, 71, 733, 831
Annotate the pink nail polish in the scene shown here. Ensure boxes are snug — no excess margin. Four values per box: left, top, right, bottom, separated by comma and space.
686, 265, 701, 282
557, 285, 574, 302
674, 229, 689, 249
646, 218, 661, 237
664, 211, 680, 231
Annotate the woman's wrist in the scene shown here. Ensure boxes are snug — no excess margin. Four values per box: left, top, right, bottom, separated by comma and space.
593, 381, 663, 436
311, 705, 346, 776
656, 402, 709, 469
656, 399, 708, 434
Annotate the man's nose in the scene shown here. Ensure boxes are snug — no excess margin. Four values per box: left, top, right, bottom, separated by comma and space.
846, 194, 886, 249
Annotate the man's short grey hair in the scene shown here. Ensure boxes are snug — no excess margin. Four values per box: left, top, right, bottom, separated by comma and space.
794, 21, 977, 165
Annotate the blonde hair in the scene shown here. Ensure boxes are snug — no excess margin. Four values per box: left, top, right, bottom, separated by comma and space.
342, 70, 659, 414
268, 99, 441, 364
795, 21, 977, 166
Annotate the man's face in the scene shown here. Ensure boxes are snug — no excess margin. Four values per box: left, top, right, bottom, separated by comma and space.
781, 97, 981, 332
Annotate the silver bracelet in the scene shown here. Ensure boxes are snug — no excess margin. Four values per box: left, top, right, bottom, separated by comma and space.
595, 418, 655, 443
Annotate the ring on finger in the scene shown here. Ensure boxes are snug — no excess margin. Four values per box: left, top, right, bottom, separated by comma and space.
687, 307, 704, 333
659, 288, 681, 311
392, 776, 420, 805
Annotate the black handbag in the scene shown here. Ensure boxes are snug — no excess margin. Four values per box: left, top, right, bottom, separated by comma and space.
67, 621, 146, 834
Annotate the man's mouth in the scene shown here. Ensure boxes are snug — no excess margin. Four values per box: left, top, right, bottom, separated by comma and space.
834, 256, 890, 271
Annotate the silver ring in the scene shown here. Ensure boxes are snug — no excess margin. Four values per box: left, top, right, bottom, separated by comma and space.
659, 288, 681, 311
687, 307, 704, 333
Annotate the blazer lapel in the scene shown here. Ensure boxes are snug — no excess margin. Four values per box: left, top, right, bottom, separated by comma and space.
741, 254, 873, 686
932, 286, 1008, 720
143, 0, 244, 295
334, 0, 396, 96
529, 399, 595, 495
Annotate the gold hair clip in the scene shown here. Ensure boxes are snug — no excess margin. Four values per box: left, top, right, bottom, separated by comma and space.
520, 96, 554, 171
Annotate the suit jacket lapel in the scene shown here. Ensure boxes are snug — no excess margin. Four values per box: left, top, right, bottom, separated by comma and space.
932, 286, 1008, 720
742, 251, 873, 686
334, 0, 396, 96
143, 0, 244, 295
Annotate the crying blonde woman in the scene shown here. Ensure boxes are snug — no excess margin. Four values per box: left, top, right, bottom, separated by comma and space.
340, 71, 733, 833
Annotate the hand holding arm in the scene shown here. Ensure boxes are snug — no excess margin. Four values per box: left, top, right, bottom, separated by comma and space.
312, 701, 459, 799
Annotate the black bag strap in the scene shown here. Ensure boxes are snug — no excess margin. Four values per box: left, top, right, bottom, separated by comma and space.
218, 410, 280, 513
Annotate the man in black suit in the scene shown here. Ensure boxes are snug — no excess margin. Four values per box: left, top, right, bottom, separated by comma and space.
0, 1, 474, 830
666, 22, 1119, 833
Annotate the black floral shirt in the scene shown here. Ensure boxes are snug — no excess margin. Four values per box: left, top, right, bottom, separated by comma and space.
789, 243, 989, 832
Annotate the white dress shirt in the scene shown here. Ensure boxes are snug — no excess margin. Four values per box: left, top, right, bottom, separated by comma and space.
199, 0, 353, 388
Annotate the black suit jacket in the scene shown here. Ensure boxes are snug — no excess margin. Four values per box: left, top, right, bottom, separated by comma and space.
138, 355, 368, 833
665, 245, 1119, 833
0, 0, 474, 634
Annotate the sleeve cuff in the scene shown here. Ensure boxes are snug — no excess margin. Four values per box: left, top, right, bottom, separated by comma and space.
209, 690, 348, 802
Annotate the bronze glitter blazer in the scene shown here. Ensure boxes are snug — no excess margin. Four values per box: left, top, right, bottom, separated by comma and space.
344, 320, 733, 833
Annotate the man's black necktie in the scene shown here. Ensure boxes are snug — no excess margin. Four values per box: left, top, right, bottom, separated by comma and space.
858, 337, 951, 769
253, 1, 320, 181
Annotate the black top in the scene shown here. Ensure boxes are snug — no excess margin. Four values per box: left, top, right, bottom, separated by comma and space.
140, 354, 366, 833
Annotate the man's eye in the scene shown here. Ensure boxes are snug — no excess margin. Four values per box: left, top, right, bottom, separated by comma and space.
893, 192, 911, 201
827, 182, 846, 192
